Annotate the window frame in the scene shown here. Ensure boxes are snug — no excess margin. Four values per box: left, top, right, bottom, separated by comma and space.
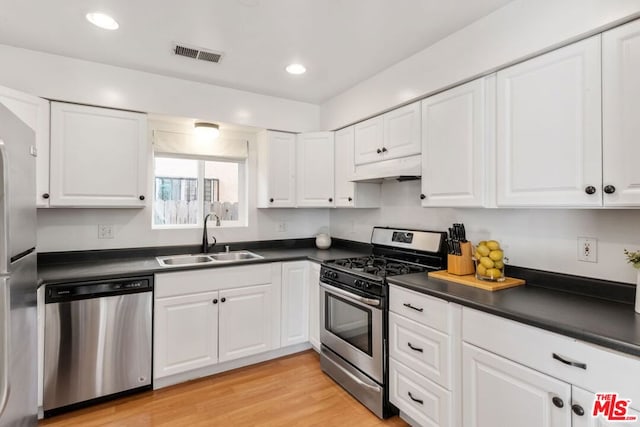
151, 152, 248, 229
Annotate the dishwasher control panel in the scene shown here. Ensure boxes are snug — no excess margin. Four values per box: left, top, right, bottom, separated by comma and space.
45, 276, 153, 303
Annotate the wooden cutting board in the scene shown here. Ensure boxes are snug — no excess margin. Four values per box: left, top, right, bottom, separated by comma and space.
428, 270, 526, 291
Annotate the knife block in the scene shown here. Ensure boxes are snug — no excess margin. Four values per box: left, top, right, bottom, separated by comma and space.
447, 242, 475, 276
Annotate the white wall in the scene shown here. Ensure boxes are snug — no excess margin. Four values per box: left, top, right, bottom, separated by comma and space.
320, 0, 640, 129
0, 44, 319, 132
329, 181, 640, 284
37, 131, 330, 252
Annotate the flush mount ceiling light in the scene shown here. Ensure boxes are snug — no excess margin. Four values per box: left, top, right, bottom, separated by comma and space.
194, 122, 220, 140
86, 12, 119, 30
285, 63, 306, 75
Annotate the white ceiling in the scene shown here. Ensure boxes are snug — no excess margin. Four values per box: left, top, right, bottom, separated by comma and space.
0, 0, 514, 104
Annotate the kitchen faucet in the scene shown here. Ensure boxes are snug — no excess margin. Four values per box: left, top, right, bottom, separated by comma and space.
202, 213, 220, 253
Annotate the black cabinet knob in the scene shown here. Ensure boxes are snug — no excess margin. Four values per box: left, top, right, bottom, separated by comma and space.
221, 297, 226, 303
585, 186, 596, 195
212, 299, 218, 304
348, 197, 353, 202
139, 195, 145, 201
269, 198, 274, 203
42, 193, 50, 199
604, 185, 616, 194
376, 148, 382, 154
552, 396, 564, 408
381, 147, 388, 153
420, 194, 426, 200
571, 404, 584, 416
328, 198, 333, 202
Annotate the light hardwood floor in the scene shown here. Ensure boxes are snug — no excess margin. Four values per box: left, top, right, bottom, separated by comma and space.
40, 350, 410, 426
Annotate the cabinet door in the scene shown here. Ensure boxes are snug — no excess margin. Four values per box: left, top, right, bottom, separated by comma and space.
383, 101, 421, 161
0, 86, 50, 207
603, 20, 640, 206
463, 343, 571, 427
421, 78, 490, 207
218, 284, 278, 362
50, 102, 148, 207
257, 131, 296, 208
296, 132, 334, 207
572, 386, 640, 427
335, 127, 356, 207
496, 36, 602, 207
354, 116, 384, 165
281, 261, 310, 347
154, 292, 219, 379
308, 262, 321, 351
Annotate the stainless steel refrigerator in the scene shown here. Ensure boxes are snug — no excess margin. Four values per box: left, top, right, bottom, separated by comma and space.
0, 102, 38, 426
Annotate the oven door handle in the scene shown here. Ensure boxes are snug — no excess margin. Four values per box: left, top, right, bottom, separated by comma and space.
320, 283, 380, 307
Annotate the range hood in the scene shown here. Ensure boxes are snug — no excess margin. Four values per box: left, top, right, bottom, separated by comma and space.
350, 154, 421, 183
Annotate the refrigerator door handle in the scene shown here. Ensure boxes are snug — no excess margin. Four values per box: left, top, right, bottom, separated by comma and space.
0, 277, 10, 416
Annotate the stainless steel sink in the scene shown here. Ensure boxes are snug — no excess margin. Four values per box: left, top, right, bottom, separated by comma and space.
156, 254, 215, 267
156, 251, 263, 267
209, 251, 263, 262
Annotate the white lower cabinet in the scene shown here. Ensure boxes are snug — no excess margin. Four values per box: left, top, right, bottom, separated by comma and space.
153, 264, 281, 382
463, 343, 571, 427
281, 261, 310, 347
308, 262, 321, 350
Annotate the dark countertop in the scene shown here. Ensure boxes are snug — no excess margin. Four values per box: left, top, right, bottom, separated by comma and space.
38, 246, 370, 285
389, 272, 640, 358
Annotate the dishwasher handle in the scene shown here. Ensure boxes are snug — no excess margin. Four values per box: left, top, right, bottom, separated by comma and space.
45, 276, 153, 303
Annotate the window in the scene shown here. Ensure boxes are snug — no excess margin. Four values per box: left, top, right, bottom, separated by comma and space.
153, 156, 245, 227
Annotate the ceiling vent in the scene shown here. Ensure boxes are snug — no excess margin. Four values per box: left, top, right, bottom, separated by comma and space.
173, 43, 223, 64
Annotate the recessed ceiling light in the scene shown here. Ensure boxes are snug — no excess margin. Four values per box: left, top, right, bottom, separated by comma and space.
286, 64, 306, 75
86, 12, 119, 30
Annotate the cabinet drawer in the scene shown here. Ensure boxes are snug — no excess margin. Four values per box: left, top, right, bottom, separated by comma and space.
390, 285, 450, 332
155, 263, 275, 298
390, 358, 452, 427
463, 307, 640, 406
389, 312, 451, 389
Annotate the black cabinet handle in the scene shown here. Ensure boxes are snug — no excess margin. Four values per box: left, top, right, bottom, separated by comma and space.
269, 198, 274, 203
376, 148, 382, 154
585, 186, 596, 195
420, 194, 426, 200
328, 198, 333, 202
552, 396, 564, 408
221, 297, 226, 303
212, 299, 218, 304
348, 197, 353, 202
552, 353, 587, 370
403, 303, 424, 312
381, 147, 388, 153
572, 404, 585, 416
139, 195, 145, 201
408, 392, 423, 405
42, 193, 50, 199
604, 185, 616, 194
407, 342, 424, 353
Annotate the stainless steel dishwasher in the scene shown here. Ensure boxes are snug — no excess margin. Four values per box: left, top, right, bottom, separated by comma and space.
43, 276, 153, 416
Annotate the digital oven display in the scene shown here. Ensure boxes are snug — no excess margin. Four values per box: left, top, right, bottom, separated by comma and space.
392, 232, 413, 244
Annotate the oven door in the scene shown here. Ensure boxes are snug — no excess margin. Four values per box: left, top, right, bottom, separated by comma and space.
320, 282, 383, 383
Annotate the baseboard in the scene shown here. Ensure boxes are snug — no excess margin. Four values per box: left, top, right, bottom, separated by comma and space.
154, 342, 313, 389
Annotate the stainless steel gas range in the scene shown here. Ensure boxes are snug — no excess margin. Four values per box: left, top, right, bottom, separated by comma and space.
319, 227, 447, 418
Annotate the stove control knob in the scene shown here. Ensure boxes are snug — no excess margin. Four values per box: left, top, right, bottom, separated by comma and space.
354, 280, 362, 288
331, 271, 339, 280
364, 282, 371, 289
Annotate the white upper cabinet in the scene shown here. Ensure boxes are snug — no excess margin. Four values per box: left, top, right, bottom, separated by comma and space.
296, 131, 335, 207
421, 77, 494, 207
334, 127, 380, 208
0, 86, 50, 207
602, 19, 640, 207
354, 116, 384, 165
496, 36, 602, 207
257, 130, 296, 208
49, 102, 148, 207
383, 101, 421, 161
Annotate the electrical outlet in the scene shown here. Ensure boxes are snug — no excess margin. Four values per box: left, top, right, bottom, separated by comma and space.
578, 237, 597, 263
277, 222, 287, 233
98, 224, 115, 239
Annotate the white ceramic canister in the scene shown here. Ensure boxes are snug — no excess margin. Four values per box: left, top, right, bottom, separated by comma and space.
315, 233, 331, 250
